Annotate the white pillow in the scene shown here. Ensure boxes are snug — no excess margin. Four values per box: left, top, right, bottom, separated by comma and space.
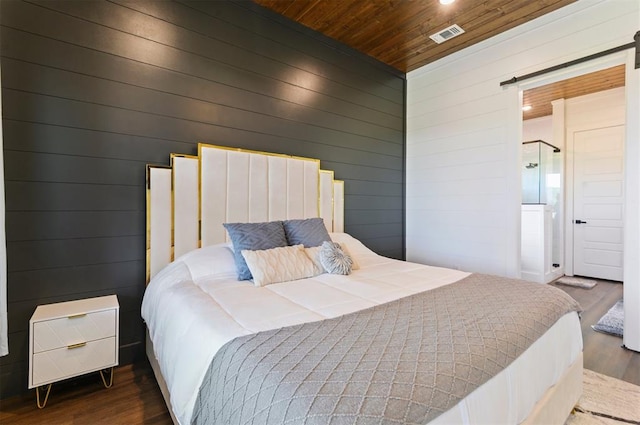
304, 246, 324, 273
175, 242, 237, 281
337, 243, 359, 270
329, 232, 381, 267
241, 245, 320, 287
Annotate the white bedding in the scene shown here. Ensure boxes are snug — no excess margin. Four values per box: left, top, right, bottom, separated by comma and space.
142, 233, 582, 425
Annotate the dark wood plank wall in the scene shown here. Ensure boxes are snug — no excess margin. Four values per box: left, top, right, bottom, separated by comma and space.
0, 0, 405, 398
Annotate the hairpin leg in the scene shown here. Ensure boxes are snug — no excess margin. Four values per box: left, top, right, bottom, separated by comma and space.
36, 384, 52, 408
99, 367, 114, 388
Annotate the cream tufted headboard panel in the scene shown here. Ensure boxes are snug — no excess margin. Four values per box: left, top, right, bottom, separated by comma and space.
146, 144, 344, 282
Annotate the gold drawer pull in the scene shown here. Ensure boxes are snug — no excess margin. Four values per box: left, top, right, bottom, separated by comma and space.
68, 313, 86, 319
67, 342, 86, 349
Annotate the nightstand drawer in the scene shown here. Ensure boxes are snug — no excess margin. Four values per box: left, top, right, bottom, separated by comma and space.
31, 337, 117, 387
33, 310, 116, 353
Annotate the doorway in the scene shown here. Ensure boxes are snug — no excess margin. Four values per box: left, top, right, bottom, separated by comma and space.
520, 64, 626, 282
512, 48, 640, 352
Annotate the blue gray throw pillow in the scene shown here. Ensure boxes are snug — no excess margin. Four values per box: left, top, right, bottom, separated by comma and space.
223, 221, 288, 280
283, 218, 331, 248
319, 241, 353, 275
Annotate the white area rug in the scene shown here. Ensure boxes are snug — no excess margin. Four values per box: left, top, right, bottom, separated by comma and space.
556, 276, 598, 289
566, 369, 640, 424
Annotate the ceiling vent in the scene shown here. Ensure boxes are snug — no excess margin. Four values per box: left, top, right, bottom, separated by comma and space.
429, 24, 465, 44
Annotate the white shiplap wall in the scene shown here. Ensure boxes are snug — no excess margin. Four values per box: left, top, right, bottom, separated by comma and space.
407, 0, 640, 352
406, 0, 639, 278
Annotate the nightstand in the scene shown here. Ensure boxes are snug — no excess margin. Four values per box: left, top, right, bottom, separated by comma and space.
28, 295, 119, 408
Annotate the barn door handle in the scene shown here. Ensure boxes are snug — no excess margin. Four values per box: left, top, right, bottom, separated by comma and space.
575, 220, 587, 224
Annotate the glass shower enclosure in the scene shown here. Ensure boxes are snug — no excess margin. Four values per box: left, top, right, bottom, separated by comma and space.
522, 140, 560, 205
521, 140, 562, 283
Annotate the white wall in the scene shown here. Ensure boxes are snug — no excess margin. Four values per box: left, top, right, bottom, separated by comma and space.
565, 87, 625, 129
406, 0, 640, 351
523, 116, 553, 144
623, 49, 640, 352
406, 0, 639, 278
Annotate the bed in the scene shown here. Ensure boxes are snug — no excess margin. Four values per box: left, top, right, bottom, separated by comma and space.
143, 145, 583, 425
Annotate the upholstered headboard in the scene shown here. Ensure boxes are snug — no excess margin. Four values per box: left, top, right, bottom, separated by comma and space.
146, 144, 344, 282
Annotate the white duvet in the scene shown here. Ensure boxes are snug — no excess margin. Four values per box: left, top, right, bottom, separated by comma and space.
142, 233, 582, 425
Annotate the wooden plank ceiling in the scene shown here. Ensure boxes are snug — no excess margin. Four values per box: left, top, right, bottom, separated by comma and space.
254, 0, 577, 73
255, 0, 627, 120
523, 65, 625, 120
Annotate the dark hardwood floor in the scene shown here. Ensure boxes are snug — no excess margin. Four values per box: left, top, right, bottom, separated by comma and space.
0, 279, 637, 424
0, 363, 173, 424
549, 278, 639, 386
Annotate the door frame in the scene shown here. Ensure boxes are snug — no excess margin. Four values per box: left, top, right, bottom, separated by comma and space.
513, 51, 628, 278
508, 49, 640, 352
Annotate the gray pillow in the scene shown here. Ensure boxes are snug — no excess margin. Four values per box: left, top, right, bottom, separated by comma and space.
223, 221, 288, 280
283, 218, 331, 248
319, 241, 353, 275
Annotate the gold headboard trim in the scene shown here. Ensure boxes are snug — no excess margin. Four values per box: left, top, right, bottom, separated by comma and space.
146, 145, 343, 283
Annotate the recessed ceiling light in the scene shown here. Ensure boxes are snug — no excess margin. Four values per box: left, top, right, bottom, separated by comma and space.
440, 0, 455, 4
522, 105, 532, 111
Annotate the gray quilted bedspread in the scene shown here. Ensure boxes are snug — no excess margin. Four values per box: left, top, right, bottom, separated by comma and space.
191, 273, 581, 425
